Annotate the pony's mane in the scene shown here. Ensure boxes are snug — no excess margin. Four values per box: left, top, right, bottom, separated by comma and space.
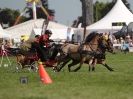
85, 32, 99, 43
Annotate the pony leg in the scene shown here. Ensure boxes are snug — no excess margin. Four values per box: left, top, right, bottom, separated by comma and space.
88, 57, 96, 72
99, 60, 114, 71
92, 59, 97, 71
68, 60, 80, 72
70, 57, 86, 72
55, 55, 69, 72
102, 63, 114, 71
57, 58, 71, 72
88, 59, 94, 71
72, 62, 82, 72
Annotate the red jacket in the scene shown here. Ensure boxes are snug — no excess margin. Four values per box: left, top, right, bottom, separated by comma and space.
39, 34, 50, 47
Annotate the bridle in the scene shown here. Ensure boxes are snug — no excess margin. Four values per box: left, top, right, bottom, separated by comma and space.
98, 38, 113, 53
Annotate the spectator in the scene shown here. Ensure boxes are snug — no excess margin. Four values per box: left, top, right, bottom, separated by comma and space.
125, 34, 131, 43
120, 37, 125, 44
113, 38, 117, 44
129, 41, 133, 47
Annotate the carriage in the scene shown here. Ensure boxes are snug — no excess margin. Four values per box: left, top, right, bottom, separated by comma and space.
14, 41, 58, 72
16, 51, 39, 72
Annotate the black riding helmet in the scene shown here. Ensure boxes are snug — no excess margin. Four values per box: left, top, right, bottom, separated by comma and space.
45, 30, 52, 35
35, 35, 40, 38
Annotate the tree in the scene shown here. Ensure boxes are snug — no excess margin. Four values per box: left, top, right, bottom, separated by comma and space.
0, 8, 20, 27
93, 1, 113, 22
80, 0, 93, 27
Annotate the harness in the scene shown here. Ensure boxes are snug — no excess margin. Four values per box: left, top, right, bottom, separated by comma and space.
78, 41, 107, 60
59, 40, 107, 60
79, 42, 97, 54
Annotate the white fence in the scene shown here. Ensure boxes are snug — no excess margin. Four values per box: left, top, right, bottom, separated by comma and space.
113, 44, 133, 52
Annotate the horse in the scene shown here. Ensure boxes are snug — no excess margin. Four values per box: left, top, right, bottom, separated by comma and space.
55, 32, 103, 72
56, 33, 114, 72
87, 35, 114, 71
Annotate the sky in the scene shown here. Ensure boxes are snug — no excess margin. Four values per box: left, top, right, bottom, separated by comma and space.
0, 0, 133, 26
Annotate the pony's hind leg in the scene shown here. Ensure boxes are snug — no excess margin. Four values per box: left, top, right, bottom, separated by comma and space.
71, 57, 87, 72
56, 58, 71, 72
68, 60, 80, 72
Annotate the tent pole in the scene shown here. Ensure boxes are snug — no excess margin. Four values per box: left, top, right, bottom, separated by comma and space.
32, 1, 37, 20
40, 4, 50, 35
14, 7, 27, 25
83, 25, 86, 41
41, 18, 49, 35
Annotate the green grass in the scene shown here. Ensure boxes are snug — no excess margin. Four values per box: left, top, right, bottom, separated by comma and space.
0, 52, 133, 99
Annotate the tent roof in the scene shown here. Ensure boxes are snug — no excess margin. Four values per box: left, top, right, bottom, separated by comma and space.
87, 0, 133, 32
6, 19, 68, 38
0, 24, 11, 38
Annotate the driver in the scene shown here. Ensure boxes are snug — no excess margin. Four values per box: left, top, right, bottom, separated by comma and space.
38, 30, 52, 61
39, 29, 56, 65
39, 29, 53, 48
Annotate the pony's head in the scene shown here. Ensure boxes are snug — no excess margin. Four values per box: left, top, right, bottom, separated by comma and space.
85, 32, 99, 43
98, 35, 114, 53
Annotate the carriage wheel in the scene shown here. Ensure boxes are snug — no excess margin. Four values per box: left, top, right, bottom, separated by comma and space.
15, 62, 23, 72
29, 61, 38, 72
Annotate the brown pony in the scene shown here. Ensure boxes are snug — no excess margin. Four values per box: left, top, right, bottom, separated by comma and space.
88, 36, 114, 71
56, 32, 102, 72
56, 33, 114, 72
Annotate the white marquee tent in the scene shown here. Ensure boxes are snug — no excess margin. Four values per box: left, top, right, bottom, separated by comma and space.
87, 0, 133, 33
6, 19, 70, 39
0, 24, 11, 38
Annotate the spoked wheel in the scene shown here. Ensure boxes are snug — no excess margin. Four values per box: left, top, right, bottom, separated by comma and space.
30, 61, 38, 72
14, 61, 38, 73
16, 62, 23, 72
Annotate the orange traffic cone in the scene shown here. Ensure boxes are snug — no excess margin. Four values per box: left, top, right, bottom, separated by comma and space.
38, 62, 53, 84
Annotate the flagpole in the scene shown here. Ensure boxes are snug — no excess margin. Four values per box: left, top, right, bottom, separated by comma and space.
33, 1, 37, 20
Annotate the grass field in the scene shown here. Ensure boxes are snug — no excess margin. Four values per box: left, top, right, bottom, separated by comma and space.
0, 52, 133, 99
